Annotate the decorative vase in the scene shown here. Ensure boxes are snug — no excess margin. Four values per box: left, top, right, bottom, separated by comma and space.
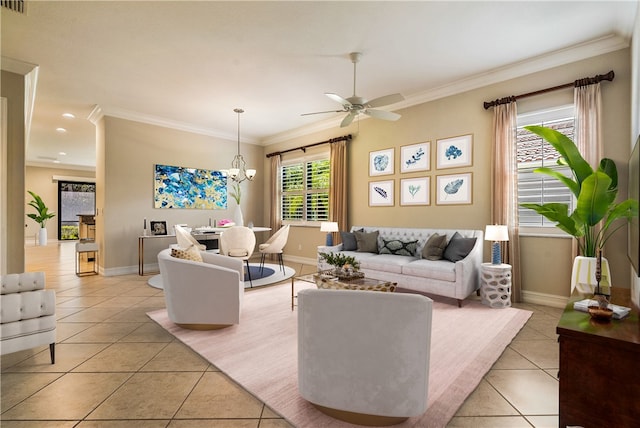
233, 204, 244, 227
571, 256, 611, 294
38, 228, 48, 246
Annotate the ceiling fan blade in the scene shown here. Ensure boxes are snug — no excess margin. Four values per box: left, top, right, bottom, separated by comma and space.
301, 109, 346, 116
340, 112, 357, 127
326, 93, 352, 108
367, 93, 405, 108
364, 109, 401, 121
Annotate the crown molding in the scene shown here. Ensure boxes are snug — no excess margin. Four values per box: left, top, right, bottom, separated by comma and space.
0, 56, 37, 75
264, 34, 630, 146
100, 106, 259, 145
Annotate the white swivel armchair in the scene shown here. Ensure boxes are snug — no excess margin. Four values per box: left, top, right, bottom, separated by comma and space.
258, 224, 290, 274
1, 272, 56, 364
219, 226, 256, 287
158, 248, 244, 329
298, 288, 432, 426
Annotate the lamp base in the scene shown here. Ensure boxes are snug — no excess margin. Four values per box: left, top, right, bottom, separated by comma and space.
325, 233, 334, 247
491, 242, 501, 265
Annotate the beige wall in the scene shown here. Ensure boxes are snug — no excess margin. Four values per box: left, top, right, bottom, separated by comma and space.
265, 48, 632, 302
24, 166, 95, 241
101, 117, 265, 274
2, 70, 26, 274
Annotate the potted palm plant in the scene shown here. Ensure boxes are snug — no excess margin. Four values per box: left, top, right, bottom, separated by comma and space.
520, 126, 638, 291
27, 190, 56, 246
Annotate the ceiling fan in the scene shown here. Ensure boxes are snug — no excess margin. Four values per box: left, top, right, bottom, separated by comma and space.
302, 52, 405, 127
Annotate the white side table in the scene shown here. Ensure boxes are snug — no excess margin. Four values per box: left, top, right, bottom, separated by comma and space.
480, 263, 512, 308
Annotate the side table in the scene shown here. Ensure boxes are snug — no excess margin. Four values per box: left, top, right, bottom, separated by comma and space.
480, 263, 512, 308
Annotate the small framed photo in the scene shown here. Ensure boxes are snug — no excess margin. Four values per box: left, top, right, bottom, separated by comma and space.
436, 173, 472, 205
401, 177, 430, 206
150, 221, 168, 235
436, 134, 473, 169
400, 142, 430, 173
369, 180, 394, 206
369, 148, 394, 176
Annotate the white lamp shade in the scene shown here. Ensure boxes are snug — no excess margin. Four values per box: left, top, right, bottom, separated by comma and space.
228, 168, 240, 178
485, 225, 509, 242
245, 169, 256, 179
320, 222, 339, 233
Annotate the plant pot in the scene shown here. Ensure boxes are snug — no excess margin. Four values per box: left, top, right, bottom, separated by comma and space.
38, 228, 48, 246
571, 256, 611, 293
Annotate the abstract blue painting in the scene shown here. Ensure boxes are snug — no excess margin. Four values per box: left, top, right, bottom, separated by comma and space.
154, 164, 227, 209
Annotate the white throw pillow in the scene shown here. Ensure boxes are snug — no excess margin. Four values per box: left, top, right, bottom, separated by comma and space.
175, 224, 206, 250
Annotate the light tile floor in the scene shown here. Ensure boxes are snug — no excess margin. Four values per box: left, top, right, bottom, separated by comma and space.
1, 241, 562, 427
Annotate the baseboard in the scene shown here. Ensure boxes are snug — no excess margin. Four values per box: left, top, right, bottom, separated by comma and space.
521, 290, 569, 308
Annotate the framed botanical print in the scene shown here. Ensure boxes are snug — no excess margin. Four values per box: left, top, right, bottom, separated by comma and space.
436, 173, 472, 205
369, 148, 394, 176
400, 142, 430, 173
400, 177, 430, 206
369, 180, 394, 206
436, 134, 473, 169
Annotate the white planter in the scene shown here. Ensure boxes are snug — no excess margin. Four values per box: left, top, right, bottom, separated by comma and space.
233, 204, 244, 227
38, 228, 48, 246
571, 255, 611, 293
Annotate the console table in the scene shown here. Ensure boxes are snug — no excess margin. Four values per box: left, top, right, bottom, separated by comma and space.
557, 287, 640, 428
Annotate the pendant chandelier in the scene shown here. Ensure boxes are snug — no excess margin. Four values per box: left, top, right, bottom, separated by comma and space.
228, 108, 256, 183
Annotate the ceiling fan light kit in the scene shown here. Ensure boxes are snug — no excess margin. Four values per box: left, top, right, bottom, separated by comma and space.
303, 52, 404, 127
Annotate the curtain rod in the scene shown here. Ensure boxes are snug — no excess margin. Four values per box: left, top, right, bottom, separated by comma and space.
483, 70, 615, 110
265, 134, 352, 158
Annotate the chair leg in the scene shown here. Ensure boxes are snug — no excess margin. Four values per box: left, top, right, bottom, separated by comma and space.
278, 253, 285, 274
245, 260, 253, 287
49, 343, 55, 364
260, 253, 266, 275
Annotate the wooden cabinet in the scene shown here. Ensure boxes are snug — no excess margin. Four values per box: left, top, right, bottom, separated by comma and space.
557, 288, 640, 428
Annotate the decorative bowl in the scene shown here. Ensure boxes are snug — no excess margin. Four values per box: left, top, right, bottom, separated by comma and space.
588, 305, 613, 321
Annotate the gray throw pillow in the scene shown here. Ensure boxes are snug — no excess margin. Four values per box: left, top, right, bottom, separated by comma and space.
422, 233, 448, 260
354, 230, 379, 253
443, 232, 477, 262
340, 229, 362, 251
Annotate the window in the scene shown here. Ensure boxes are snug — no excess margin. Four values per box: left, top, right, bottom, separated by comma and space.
280, 156, 330, 223
517, 106, 575, 228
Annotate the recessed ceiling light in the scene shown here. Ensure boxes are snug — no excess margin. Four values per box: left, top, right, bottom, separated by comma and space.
62, 113, 75, 119
58, 152, 67, 156
53, 160, 61, 164
56, 127, 67, 133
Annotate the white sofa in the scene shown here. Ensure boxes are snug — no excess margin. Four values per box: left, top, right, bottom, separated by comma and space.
1, 272, 56, 363
158, 248, 244, 329
317, 226, 483, 306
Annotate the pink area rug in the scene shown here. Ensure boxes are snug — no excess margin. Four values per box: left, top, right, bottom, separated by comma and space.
147, 282, 531, 427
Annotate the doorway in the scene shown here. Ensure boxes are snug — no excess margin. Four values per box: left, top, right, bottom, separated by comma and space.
58, 181, 96, 240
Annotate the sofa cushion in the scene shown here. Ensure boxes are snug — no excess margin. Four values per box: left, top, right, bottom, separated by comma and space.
443, 232, 477, 262
341, 230, 360, 251
379, 239, 418, 257
171, 245, 203, 262
355, 230, 379, 253
422, 233, 448, 260
402, 259, 457, 282
360, 254, 416, 274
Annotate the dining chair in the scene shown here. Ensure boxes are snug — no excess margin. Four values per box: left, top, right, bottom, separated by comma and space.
219, 226, 256, 287
258, 224, 290, 274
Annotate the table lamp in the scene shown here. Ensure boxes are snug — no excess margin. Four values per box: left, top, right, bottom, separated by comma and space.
485, 225, 509, 265
320, 221, 339, 246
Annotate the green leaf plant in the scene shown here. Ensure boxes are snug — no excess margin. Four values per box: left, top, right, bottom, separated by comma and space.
519, 125, 638, 257
229, 182, 241, 205
319, 252, 360, 270
26, 190, 56, 228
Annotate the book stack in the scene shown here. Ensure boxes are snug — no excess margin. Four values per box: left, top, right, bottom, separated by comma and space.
573, 299, 631, 320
